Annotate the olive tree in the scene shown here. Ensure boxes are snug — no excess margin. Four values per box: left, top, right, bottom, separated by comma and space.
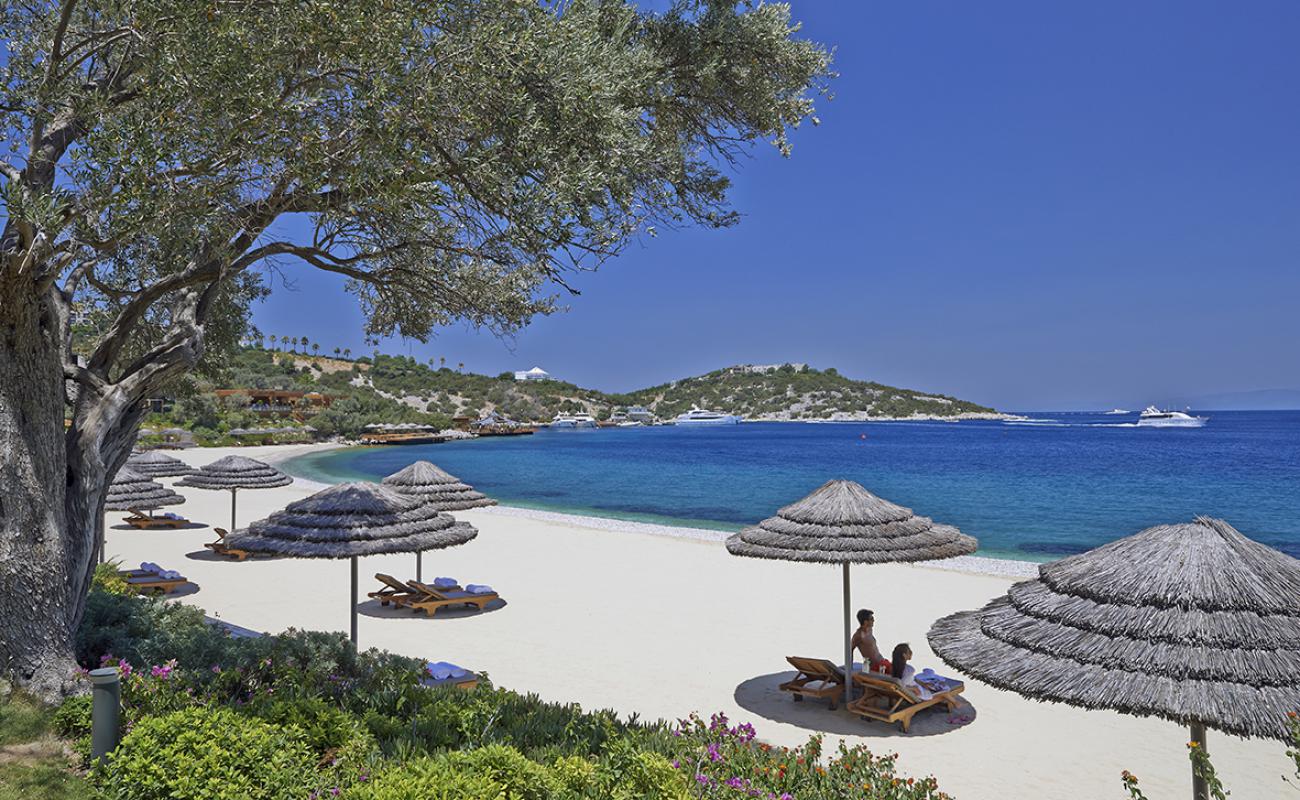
0, 0, 829, 696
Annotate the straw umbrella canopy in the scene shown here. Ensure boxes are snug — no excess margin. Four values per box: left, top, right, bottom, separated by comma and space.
125, 450, 196, 478
98, 468, 186, 562
727, 479, 977, 705
382, 461, 496, 580
928, 517, 1300, 800
177, 455, 292, 532
226, 482, 478, 645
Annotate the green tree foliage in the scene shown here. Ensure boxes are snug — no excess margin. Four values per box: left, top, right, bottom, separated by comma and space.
0, 0, 830, 691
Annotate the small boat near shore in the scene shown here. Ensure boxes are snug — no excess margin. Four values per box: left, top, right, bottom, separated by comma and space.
1136, 406, 1207, 428
1104, 408, 1129, 415
551, 413, 598, 429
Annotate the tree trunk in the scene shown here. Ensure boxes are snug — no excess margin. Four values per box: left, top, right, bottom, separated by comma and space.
0, 275, 79, 699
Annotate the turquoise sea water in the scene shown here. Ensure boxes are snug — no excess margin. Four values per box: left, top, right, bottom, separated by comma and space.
282, 411, 1300, 562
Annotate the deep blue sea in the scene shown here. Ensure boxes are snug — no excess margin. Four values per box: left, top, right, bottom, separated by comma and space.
282, 411, 1300, 562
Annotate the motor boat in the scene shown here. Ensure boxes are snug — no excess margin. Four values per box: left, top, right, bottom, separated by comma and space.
550, 413, 598, 429
1136, 406, 1207, 428
673, 407, 742, 426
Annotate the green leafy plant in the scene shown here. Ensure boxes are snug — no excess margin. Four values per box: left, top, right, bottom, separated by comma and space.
90, 706, 317, 800
341, 756, 503, 800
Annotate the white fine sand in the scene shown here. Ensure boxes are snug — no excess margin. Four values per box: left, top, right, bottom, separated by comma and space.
103, 444, 1291, 800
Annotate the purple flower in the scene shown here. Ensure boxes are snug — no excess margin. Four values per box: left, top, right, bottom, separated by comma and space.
706, 743, 724, 763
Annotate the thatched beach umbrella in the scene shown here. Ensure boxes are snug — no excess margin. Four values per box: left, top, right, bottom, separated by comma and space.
226, 482, 477, 644
382, 461, 496, 581
98, 468, 186, 562
105, 467, 187, 512
177, 455, 292, 531
125, 450, 195, 478
727, 480, 977, 706
928, 517, 1300, 800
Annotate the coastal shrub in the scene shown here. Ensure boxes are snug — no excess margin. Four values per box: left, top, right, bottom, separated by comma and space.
584, 739, 690, 799
90, 706, 316, 800
341, 756, 502, 800
667, 713, 950, 800
75, 589, 212, 669
91, 563, 132, 596
51, 695, 93, 741
443, 745, 558, 800
248, 695, 377, 766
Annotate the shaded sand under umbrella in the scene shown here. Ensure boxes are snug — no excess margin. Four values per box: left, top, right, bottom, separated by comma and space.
928, 517, 1300, 800
382, 461, 497, 581
177, 455, 292, 532
726, 479, 977, 706
125, 450, 196, 479
226, 482, 477, 645
99, 467, 186, 562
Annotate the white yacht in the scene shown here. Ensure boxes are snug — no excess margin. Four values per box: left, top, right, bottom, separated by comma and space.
673, 407, 742, 426
550, 413, 597, 429
1104, 408, 1130, 415
1136, 406, 1207, 428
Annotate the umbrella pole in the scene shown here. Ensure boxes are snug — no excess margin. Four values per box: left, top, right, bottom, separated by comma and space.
230, 489, 238, 532
843, 562, 852, 709
1190, 724, 1209, 800
350, 556, 358, 647
416, 551, 422, 582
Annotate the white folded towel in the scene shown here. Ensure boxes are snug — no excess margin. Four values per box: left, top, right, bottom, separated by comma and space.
159, 570, 182, 580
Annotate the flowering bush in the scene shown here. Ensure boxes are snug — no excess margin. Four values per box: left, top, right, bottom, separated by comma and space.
65, 586, 953, 800
667, 713, 950, 800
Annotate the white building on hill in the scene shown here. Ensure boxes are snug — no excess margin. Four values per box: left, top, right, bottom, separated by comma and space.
514, 366, 552, 382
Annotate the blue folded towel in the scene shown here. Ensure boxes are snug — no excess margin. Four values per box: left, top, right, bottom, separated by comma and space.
159, 570, 182, 580
425, 661, 470, 681
465, 584, 493, 595
433, 577, 458, 588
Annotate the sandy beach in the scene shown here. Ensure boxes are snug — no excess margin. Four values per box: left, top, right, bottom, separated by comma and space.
104, 443, 1291, 800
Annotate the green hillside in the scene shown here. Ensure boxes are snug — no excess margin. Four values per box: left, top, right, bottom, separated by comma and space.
145, 350, 999, 440
617, 364, 996, 420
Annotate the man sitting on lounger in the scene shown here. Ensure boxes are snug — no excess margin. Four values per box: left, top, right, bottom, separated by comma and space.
851, 609, 892, 674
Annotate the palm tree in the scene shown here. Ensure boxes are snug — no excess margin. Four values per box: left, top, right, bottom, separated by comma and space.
300, 336, 309, 354
457, 362, 464, 373
439, 357, 446, 369
333, 347, 341, 358
343, 348, 351, 360
312, 343, 320, 356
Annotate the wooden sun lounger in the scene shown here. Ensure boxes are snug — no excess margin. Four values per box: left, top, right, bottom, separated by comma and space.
403, 579, 499, 617
125, 573, 188, 595
204, 527, 249, 560
780, 656, 850, 709
117, 566, 159, 580
125, 509, 189, 529
368, 573, 424, 606
847, 672, 965, 733
419, 671, 479, 691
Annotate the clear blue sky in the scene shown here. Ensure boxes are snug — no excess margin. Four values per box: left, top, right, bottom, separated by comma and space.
252, 1, 1300, 411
